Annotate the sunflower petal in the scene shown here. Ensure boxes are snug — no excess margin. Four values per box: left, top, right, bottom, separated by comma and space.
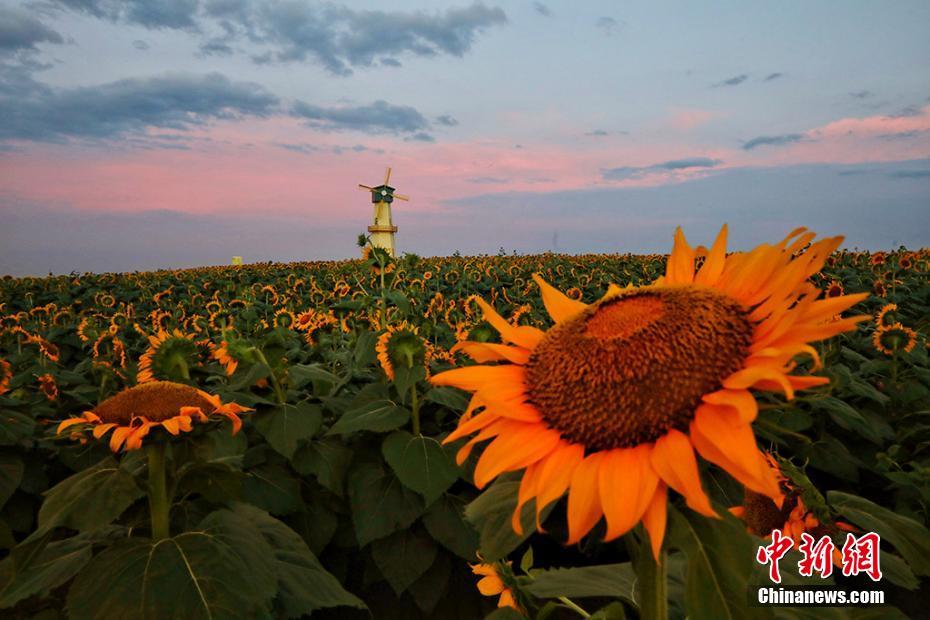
665, 227, 696, 285
642, 484, 668, 560
532, 274, 587, 323
650, 429, 716, 517
476, 298, 544, 350
598, 445, 659, 541
566, 453, 606, 544
694, 224, 728, 286
452, 341, 531, 365
690, 404, 781, 501
473, 422, 561, 488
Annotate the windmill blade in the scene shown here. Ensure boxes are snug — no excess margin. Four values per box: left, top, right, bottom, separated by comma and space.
392, 193, 410, 201
383, 167, 392, 185
358, 184, 375, 191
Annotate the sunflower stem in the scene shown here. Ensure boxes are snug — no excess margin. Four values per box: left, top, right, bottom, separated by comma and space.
639, 548, 668, 620
147, 442, 170, 541
405, 351, 421, 435
253, 348, 286, 404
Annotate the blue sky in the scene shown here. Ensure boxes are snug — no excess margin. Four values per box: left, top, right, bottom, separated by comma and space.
1, 0, 929, 274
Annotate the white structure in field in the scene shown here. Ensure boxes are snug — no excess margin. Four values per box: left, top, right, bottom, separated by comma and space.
358, 167, 409, 257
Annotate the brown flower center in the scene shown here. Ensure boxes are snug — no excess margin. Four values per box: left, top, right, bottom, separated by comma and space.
742, 489, 790, 536
93, 381, 214, 424
524, 286, 754, 450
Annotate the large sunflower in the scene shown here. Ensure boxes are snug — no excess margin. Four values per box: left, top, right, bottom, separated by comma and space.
432, 226, 867, 559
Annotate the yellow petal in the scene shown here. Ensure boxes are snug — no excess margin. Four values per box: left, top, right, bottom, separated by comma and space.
598, 445, 659, 541
566, 453, 605, 544
532, 274, 587, 323
642, 484, 668, 561
650, 429, 716, 517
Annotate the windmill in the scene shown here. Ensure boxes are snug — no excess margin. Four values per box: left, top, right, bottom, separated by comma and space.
358, 167, 409, 257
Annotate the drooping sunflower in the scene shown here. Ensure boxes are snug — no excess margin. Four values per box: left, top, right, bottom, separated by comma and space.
471, 561, 522, 613
57, 381, 249, 452
731, 454, 854, 565
0, 358, 11, 394
432, 226, 867, 558
376, 321, 431, 381
875, 303, 899, 327
873, 321, 918, 355
137, 329, 201, 383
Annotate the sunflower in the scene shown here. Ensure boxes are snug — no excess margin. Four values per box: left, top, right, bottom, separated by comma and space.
731, 455, 853, 565
432, 226, 867, 559
137, 329, 201, 383
376, 321, 430, 381
212, 340, 239, 376
565, 287, 583, 301
471, 562, 522, 613
875, 303, 898, 327
825, 280, 844, 298
37, 373, 58, 401
873, 322, 918, 356
0, 358, 11, 394
56, 381, 249, 452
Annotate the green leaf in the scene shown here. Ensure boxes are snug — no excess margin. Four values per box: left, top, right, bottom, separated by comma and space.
327, 399, 410, 435
0, 533, 96, 608
354, 330, 378, 367
225, 504, 365, 617
291, 438, 353, 497
66, 534, 272, 620
828, 491, 930, 577
407, 551, 451, 614
175, 461, 243, 503
465, 478, 555, 562
668, 508, 757, 620
36, 458, 143, 537
0, 411, 35, 446
347, 460, 425, 547
525, 563, 636, 600
371, 527, 438, 595
422, 494, 480, 560
254, 402, 322, 460
0, 453, 24, 509
243, 463, 301, 515
394, 365, 426, 401
424, 386, 470, 412
289, 363, 340, 391
382, 431, 460, 504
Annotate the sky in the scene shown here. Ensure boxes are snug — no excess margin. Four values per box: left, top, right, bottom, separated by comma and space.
1, 0, 929, 275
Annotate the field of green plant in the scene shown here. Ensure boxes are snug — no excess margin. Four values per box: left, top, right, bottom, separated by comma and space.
0, 234, 928, 619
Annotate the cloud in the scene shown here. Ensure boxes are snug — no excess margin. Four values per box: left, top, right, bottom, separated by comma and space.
585, 129, 609, 136
132, 39, 150, 50
849, 90, 873, 99
435, 114, 459, 126
889, 170, 930, 179
0, 72, 279, 142
404, 132, 435, 143
533, 2, 551, 17
602, 157, 722, 181
713, 74, 748, 87
763, 72, 784, 81
291, 99, 429, 134
742, 133, 805, 150
272, 142, 381, 155
380, 57, 402, 67
466, 176, 509, 184
595, 16, 618, 36
0, 6, 65, 53
54, 0, 200, 30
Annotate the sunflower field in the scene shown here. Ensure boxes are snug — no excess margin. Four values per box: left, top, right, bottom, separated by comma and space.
0, 227, 928, 619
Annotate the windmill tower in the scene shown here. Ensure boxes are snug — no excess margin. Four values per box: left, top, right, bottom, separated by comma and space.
358, 167, 409, 257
